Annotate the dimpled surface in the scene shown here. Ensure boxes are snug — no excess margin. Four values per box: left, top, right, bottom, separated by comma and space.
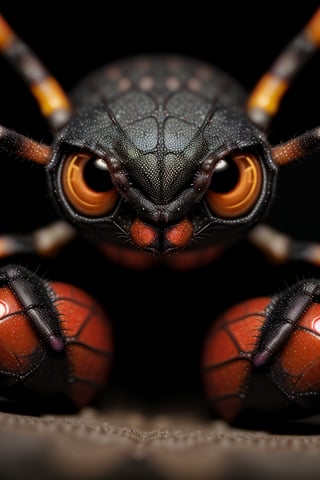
0, 286, 41, 375
203, 298, 320, 422
202, 297, 270, 422
0, 280, 113, 408
276, 303, 320, 394
70, 55, 246, 204
51, 282, 113, 408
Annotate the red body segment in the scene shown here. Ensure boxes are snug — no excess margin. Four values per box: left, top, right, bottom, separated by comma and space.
278, 303, 320, 395
51, 282, 113, 408
0, 280, 113, 409
202, 297, 270, 422
202, 297, 320, 422
0, 286, 42, 375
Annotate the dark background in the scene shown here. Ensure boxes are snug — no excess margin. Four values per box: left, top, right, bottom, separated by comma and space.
0, 1, 319, 415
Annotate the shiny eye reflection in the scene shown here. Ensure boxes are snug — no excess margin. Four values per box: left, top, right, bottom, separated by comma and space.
206, 153, 262, 218
62, 153, 119, 217
210, 158, 240, 194
83, 157, 114, 192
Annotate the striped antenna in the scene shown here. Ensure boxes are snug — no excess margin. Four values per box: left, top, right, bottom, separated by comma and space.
0, 125, 51, 165
271, 126, 320, 166
0, 14, 72, 130
246, 8, 320, 130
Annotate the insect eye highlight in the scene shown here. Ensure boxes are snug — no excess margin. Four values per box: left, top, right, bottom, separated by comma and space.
62, 153, 119, 216
205, 153, 262, 218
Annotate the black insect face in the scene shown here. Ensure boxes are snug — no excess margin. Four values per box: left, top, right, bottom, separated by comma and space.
0, 7, 318, 259
47, 96, 277, 256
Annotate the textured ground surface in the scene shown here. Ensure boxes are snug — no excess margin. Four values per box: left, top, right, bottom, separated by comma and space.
1, 403, 320, 480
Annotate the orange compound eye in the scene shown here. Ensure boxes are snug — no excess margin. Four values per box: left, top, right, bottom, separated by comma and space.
205, 153, 262, 218
62, 153, 119, 216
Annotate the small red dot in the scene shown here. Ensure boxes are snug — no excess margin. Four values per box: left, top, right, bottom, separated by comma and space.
130, 219, 157, 247
166, 219, 193, 247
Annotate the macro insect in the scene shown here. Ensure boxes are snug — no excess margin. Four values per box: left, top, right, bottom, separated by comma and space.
0, 8, 319, 423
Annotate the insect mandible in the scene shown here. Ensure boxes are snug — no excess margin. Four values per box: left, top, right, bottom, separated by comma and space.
0, 9, 319, 422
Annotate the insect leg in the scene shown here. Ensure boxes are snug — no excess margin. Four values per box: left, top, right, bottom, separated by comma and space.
246, 8, 320, 129
0, 220, 77, 258
253, 279, 320, 367
0, 263, 113, 410
248, 223, 320, 267
0, 264, 64, 351
0, 14, 72, 129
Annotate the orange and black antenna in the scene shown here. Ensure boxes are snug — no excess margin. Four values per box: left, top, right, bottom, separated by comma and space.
0, 13, 74, 165
246, 8, 320, 167
0, 14, 72, 130
247, 8, 320, 130
0, 125, 51, 165
271, 127, 320, 166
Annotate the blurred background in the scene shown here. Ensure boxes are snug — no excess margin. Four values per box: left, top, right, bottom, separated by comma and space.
0, 1, 319, 415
